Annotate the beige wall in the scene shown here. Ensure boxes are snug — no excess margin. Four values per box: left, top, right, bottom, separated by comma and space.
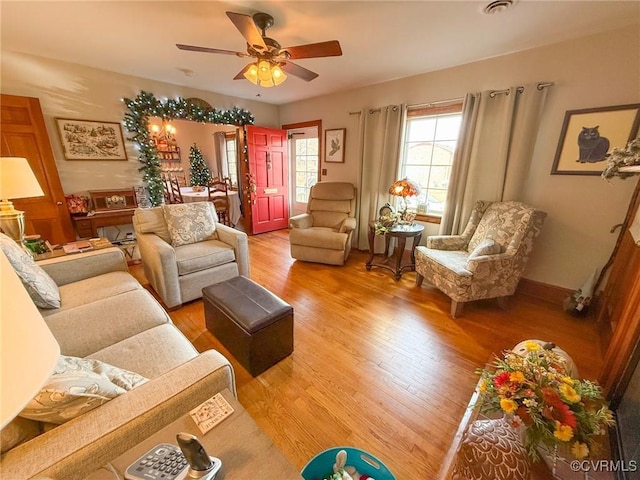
279, 25, 640, 290
0, 51, 279, 195
2, 24, 639, 290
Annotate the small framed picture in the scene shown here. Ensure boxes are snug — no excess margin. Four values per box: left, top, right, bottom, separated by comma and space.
55, 118, 127, 161
324, 128, 346, 163
551, 104, 640, 175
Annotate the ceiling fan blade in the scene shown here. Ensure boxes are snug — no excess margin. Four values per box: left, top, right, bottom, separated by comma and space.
233, 64, 253, 80
282, 40, 342, 59
176, 44, 246, 57
281, 61, 319, 82
226, 11, 267, 52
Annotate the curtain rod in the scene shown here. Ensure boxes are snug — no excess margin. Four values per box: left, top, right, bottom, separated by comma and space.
349, 105, 401, 115
350, 83, 554, 113
408, 97, 465, 109
490, 82, 554, 98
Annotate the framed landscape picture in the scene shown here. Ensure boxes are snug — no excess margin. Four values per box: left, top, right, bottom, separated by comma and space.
551, 104, 640, 175
324, 128, 346, 163
55, 118, 127, 160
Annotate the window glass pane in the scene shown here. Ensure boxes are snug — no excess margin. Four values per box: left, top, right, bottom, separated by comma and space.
428, 166, 451, 189
308, 138, 319, 155
434, 115, 462, 141
405, 143, 434, 165
405, 165, 430, 187
408, 118, 436, 142
431, 141, 456, 166
292, 133, 319, 205
399, 108, 462, 218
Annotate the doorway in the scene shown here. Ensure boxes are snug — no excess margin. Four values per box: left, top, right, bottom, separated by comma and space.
283, 121, 322, 217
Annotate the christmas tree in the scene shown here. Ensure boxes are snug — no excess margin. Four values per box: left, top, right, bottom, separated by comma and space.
189, 143, 211, 186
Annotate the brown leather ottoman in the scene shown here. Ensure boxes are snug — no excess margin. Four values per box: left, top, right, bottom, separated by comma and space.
202, 276, 294, 376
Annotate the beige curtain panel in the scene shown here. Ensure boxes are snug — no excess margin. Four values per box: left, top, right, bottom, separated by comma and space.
355, 104, 404, 250
440, 83, 550, 235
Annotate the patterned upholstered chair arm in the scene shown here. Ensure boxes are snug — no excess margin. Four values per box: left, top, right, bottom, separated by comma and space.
427, 235, 468, 250
289, 213, 313, 229
465, 252, 515, 275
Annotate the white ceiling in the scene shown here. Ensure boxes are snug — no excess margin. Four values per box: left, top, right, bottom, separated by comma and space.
2, 1, 639, 105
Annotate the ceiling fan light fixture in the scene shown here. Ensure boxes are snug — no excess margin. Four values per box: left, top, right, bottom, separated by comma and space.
243, 64, 259, 84
272, 65, 287, 85
257, 60, 272, 82
243, 60, 286, 88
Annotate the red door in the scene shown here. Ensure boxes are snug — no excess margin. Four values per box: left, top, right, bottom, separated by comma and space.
246, 126, 289, 234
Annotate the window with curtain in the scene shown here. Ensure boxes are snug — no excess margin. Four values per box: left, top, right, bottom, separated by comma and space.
225, 133, 238, 187
399, 102, 463, 223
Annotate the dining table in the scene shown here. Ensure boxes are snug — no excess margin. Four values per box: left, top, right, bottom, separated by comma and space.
179, 186, 242, 226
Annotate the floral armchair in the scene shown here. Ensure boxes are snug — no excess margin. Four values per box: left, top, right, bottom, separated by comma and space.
415, 201, 546, 317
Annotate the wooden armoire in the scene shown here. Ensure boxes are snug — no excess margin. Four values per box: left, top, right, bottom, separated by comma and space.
597, 176, 640, 471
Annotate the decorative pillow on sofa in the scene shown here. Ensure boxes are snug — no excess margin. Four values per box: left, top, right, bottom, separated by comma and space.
0, 233, 60, 308
162, 203, 217, 247
19, 355, 148, 424
467, 238, 501, 259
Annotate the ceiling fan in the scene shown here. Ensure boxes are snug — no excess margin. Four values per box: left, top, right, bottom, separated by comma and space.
176, 11, 342, 87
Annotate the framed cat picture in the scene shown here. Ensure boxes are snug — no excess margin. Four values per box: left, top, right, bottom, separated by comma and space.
551, 104, 640, 175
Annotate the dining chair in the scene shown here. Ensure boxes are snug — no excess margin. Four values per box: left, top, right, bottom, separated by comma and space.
207, 179, 230, 225
161, 173, 172, 204
168, 175, 184, 204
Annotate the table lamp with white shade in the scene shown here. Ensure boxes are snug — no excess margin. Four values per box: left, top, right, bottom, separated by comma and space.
0, 157, 45, 241
0, 252, 60, 428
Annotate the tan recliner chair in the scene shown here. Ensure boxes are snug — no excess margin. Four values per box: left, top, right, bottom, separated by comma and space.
288, 182, 357, 265
415, 200, 546, 317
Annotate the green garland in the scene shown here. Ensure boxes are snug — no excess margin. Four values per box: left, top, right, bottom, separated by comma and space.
122, 90, 254, 206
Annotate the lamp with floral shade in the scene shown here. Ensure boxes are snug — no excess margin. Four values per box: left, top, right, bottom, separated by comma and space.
389, 178, 421, 222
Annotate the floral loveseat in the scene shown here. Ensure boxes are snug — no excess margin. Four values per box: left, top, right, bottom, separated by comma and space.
415, 200, 546, 317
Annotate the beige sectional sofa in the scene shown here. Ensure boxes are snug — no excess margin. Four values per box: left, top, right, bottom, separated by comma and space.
0, 246, 235, 480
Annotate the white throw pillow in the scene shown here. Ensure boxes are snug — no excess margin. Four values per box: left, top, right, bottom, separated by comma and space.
0, 233, 60, 308
162, 203, 217, 247
20, 355, 148, 424
467, 238, 501, 259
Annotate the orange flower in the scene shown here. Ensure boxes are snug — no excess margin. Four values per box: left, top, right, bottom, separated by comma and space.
571, 442, 590, 459
559, 384, 581, 403
500, 398, 518, 414
554, 422, 574, 442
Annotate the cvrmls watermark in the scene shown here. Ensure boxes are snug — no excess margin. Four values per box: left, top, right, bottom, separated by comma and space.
570, 460, 638, 473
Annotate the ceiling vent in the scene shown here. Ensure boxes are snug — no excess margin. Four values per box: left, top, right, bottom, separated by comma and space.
483, 0, 515, 14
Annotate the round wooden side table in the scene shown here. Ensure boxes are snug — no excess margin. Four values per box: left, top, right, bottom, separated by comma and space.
366, 221, 424, 280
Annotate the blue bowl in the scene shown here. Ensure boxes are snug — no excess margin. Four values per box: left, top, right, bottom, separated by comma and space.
301, 446, 396, 480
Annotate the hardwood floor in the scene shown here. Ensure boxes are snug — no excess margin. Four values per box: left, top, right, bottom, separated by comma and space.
130, 229, 604, 479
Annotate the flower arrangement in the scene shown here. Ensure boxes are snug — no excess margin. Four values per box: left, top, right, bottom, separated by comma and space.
601, 137, 640, 181
374, 212, 399, 235
476, 341, 614, 461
